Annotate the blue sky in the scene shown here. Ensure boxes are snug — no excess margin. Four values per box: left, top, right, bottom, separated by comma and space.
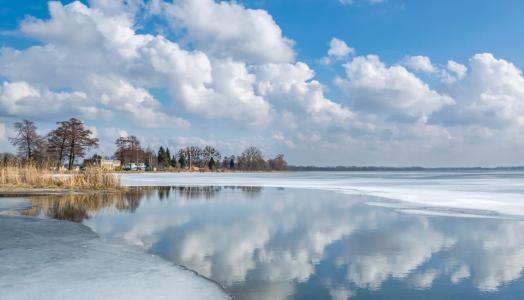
1, 0, 524, 166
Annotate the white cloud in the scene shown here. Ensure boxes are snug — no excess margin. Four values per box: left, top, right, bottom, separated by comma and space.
1, 1, 524, 166
459, 53, 524, 126
328, 38, 354, 58
0, 1, 273, 127
447, 60, 467, 80
253, 62, 358, 128
272, 131, 295, 148
0, 81, 98, 120
89, 75, 190, 128
0, 122, 5, 140
161, 0, 295, 63
336, 55, 455, 121
320, 38, 354, 65
435, 53, 524, 129
402, 55, 436, 73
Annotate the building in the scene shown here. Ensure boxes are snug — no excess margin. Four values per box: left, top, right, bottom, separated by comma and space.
100, 159, 121, 170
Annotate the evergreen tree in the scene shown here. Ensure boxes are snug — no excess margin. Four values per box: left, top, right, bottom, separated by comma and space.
229, 158, 235, 169
208, 157, 216, 170
171, 155, 177, 167
157, 147, 165, 165
165, 148, 171, 166
178, 153, 187, 168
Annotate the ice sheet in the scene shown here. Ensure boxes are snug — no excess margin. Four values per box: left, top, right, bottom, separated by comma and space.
121, 171, 524, 217
0, 215, 230, 300
0, 198, 31, 212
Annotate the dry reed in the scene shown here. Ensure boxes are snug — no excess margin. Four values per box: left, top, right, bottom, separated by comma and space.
0, 164, 120, 189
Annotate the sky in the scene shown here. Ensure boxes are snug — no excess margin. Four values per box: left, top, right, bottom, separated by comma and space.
1, 0, 524, 167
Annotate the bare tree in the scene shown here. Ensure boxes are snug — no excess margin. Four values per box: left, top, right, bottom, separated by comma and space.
9, 120, 44, 162
268, 154, 288, 171
115, 135, 144, 165
47, 120, 70, 168
238, 146, 267, 171
202, 145, 221, 167
144, 146, 157, 168
179, 146, 202, 169
65, 118, 98, 170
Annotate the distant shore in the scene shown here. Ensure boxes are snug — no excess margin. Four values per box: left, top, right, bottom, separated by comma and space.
288, 166, 524, 171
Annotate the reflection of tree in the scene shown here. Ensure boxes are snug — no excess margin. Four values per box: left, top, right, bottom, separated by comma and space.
223, 186, 263, 198
176, 186, 222, 200
20, 189, 155, 222
157, 187, 172, 200
238, 186, 262, 197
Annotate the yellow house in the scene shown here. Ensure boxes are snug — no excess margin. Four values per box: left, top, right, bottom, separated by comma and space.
100, 159, 121, 170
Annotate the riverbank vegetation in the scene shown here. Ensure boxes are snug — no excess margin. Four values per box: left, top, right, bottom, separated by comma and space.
1, 118, 287, 190
1, 119, 118, 190
0, 161, 120, 189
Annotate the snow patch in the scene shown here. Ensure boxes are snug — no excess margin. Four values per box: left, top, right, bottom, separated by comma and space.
0, 216, 230, 300
120, 171, 524, 217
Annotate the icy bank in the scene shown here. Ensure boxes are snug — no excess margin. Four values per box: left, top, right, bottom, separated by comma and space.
121, 171, 524, 217
0, 215, 230, 300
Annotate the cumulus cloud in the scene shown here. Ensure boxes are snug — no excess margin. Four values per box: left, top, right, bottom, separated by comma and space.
402, 55, 436, 73
0, 0, 275, 127
435, 53, 524, 129
161, 0, 295, 63
320, 38, 354, 65
461, 53, 524, 126
1, 0, 523, 165
446, 60, 467, 80
253, 62, 358, 128
88, 75, 190, 128
0, 81, 98, 119
336, 55, 455, 121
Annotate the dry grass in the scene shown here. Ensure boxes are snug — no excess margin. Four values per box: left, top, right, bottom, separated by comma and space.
0, 164, 120, 189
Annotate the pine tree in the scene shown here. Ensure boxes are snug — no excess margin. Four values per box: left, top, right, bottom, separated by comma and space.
165, 148, 171, 166
208, 157, 216, 170
178, 153, 187, 168
157, 147, 165, 165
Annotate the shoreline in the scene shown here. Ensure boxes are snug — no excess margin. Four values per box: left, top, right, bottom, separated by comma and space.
0, 213, 231, 300
0, 187, 125, 197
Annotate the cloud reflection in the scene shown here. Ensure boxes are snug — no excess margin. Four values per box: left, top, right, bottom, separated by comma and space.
21, 187, 524, 299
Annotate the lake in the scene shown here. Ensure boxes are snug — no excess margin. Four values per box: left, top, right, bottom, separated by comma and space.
13, 171, 524, 299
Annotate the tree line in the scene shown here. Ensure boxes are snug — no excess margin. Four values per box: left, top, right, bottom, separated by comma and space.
114, 136, 288, 171
2, 118, 288, 172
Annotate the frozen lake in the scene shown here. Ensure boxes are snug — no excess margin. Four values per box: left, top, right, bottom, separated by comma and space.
6, 170, 524, 300
122, 171, 524, 217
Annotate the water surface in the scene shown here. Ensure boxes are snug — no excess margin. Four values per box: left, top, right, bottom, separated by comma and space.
17, 186, 524, 299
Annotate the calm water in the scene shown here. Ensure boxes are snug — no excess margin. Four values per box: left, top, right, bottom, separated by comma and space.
16, 186, 524, 299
